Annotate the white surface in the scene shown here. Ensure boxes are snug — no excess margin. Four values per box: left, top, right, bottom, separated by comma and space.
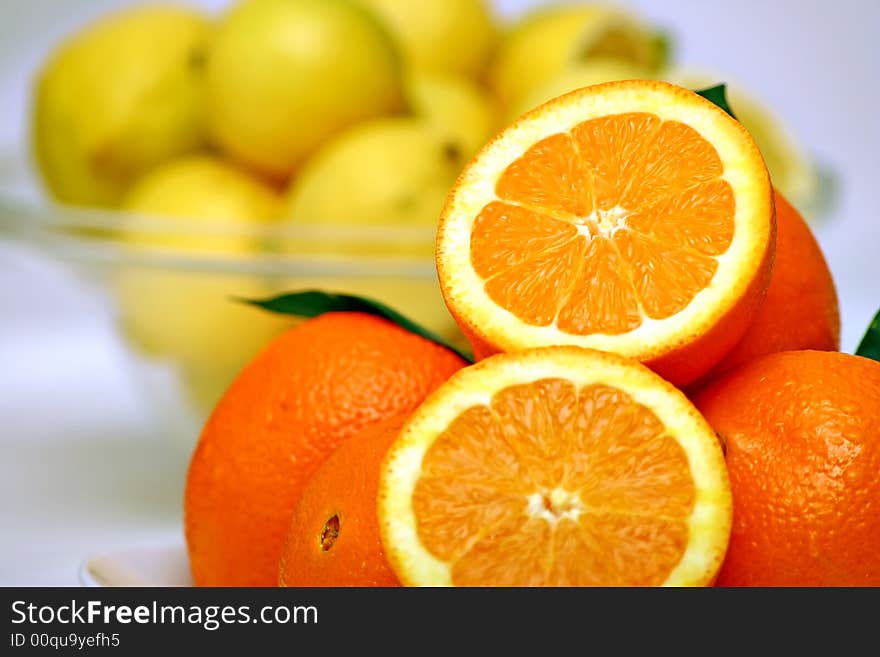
80, 541, 191, 587
1, 0, 878, 586
0, 246, 188, 585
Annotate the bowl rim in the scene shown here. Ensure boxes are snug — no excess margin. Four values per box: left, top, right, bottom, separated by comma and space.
0, 193, 440, 278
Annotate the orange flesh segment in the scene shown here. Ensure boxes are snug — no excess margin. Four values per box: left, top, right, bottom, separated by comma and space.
412, 379, 696, 586
475, 112, 735, 333
556, 236, 641, 334
495, 133, 593, 218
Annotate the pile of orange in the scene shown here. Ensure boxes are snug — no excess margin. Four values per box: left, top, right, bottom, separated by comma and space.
185, 312, 466, 586
185, 80, 878, 587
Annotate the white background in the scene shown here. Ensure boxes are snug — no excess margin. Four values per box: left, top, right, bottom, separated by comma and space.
1, 0, 878, 585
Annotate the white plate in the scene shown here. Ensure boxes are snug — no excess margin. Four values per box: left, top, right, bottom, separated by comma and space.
79, 542, 192, 587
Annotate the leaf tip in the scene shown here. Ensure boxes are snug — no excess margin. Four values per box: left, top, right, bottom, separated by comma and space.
694, 83, 737, 120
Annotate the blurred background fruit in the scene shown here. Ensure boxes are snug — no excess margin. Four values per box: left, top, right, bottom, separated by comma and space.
32, 4, 209, 207
283, 117, 466, 233
279, 116, 467, 342
16, 0, 845, 443
488, 4, 665, 108
405, 71, 498, 160
8, 0, 855, 445
505, 57, 652, 121
115, 155, 293, 414
206, 0, 404, 177
355, 0, 496, 78
120, 154, 282, 252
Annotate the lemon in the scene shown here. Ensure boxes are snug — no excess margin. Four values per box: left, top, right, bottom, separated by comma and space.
120, 155, 282, 252
32, 5, 208, 207
281, 116, 467, 345
666, 68, 819, 216
406, 71, 498, 160
505, 58, 653, 122
356, 0, 496, 78
489, 4, 665, 109
114, 155, 292, 414
283, 117, 465, 231
207, 0, 404, 178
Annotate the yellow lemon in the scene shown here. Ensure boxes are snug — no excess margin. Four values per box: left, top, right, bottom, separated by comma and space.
120, 155, 281, 252
283, 117, 465, 233
114, 155, 292, 414
505, 58, 653, 122
406, 71, 498, 160
281, 116, 467, 345
489, 4, 664, 109
32, 5, 209, 207
207, 0, 404, 178
357, 0, 496, 78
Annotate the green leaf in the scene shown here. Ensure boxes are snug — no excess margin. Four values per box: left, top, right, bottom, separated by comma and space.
238, 290, 473, 363
695, 84, 737, 120
856, 308, 880, 361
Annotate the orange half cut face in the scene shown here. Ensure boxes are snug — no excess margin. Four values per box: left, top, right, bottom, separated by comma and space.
378, 347, 732, 586
437, 80, 774, 386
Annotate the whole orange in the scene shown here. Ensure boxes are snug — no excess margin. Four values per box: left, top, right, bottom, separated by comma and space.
184, 312, 466, 586
278, 416, 405, 587
693, 350, 880, 586
706, 191, 839, 378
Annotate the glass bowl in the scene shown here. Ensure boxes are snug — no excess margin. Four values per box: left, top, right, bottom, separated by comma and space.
0, 162, 459, 447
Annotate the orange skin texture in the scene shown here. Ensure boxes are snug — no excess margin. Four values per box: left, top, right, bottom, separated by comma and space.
693, 350, 880, 586
705, 191, 839, 379
278, 416, 405, 587
184, 312, 466, 587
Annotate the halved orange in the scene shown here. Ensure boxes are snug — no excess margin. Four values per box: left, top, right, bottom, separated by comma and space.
436, 80, 775, 386
378, 347, 732, 586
